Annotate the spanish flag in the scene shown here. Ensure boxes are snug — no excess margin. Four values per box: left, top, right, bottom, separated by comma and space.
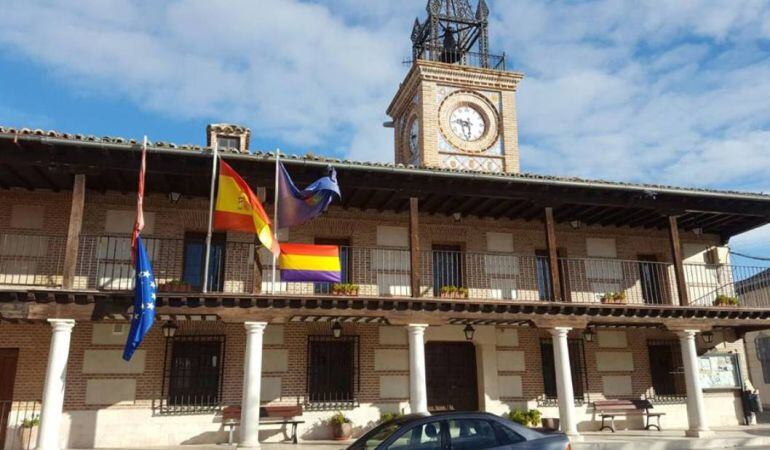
278, 243, 341, 282
213, 160, 279, 255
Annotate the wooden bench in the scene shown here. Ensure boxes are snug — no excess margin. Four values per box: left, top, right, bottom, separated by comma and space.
222, 405, 304, 444
593, 399, 664, 432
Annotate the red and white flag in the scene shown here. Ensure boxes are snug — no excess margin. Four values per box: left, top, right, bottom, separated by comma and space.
131, 136, 148, 262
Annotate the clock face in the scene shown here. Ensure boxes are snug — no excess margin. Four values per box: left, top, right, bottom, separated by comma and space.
409, 119, 419, 155
450, 106, 485, 142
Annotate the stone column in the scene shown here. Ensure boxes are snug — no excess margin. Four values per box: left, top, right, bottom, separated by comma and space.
36, 319, 76, 450
550, 327, 578, 436
240, 322, 267, 448
678, 330, 713, 437
407, 324, 429, 414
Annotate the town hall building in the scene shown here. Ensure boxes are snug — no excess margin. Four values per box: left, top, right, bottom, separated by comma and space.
2, 1, 770, 448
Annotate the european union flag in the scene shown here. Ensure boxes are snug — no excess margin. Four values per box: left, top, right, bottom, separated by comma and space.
123, 236, 157, 361
277, 162, 340, 228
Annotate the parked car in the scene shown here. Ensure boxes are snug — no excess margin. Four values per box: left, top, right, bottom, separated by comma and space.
347, 411, 570, 450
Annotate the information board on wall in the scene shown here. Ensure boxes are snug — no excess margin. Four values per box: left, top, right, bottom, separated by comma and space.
699, 353, 740, 390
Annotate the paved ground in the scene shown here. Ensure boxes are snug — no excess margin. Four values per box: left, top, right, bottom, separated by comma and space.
65, 423, 770, 450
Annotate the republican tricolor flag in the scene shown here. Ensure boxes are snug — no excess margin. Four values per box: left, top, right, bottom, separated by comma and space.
278, 243, 341, 283
213, 160, 280, 255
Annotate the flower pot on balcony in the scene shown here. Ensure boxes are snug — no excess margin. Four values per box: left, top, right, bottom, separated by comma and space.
18, 425, 38, 450
331, 284, 359, 296
713, 295, 739, 306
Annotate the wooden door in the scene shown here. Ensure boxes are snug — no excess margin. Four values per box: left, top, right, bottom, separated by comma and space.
425, 342, 478, 411
0, 348, 19, 446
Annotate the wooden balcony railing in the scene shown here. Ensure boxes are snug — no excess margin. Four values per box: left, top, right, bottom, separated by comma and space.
1, 233, 768, 309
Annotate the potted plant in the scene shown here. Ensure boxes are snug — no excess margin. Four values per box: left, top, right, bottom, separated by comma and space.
507, 409, 542, 427
329, 411, 352, 440
331, 283, 359, 296
18, 415, 40, 450
439, 286, 468, 299
600, 291, 626, 304
526, 409, 542, 427
713, 294, 739, 307
440, 285, 457, 298
507, 409, 529, 426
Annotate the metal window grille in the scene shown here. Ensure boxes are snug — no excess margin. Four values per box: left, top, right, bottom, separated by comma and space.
306, 335, 359, 410
646, 340, 687, 402
432, 246, 464, 293
539, 338, 588, 406
158, 334, 226, 414
0, 400, 41, 450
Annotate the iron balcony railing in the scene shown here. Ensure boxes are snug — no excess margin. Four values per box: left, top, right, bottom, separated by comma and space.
410, 45, 506, 70
0, 233, 65, 287
1, 233, 769, 308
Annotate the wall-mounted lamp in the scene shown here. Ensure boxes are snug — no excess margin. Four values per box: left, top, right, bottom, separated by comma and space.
162, 320, 178, 339
693, 228, 703, 236
453, 212, 462, 222
331, 321, 343, 339
463, 324, 476, 341
701, 331, 714, 345
168, 192, 182, 204
583, 327, 595, 342
569, 220, 583, 230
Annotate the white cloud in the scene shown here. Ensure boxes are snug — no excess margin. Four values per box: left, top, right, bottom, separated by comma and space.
0, 0, 407, 154
1, 0, 769, 198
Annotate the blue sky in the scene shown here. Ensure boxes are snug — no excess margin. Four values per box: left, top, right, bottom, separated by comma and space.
1, 0, 769, 260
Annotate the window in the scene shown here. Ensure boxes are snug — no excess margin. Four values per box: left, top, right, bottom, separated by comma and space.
447, 419, 504, 450
314, 238, 351, 294
182, 232, 225, 291
307, 335, 359, 408
647, 340, 687, 400
535, 249, 570, 301
162, 335, 226, 412
756, 335, 770, 384
540, 338, 587, 404
387, 421, 444, 450
432, 244, 463, 292
217, 135, 240, 150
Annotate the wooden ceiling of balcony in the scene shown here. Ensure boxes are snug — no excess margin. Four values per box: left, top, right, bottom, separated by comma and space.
1, 136, 770, 240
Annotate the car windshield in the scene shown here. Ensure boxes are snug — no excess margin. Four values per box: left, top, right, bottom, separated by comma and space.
348, 422, 404, 450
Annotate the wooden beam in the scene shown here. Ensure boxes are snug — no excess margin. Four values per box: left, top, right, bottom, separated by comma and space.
62, 174, 86, 289
4, 165, 34, 190
409, 197, 421, 298
375, 191, 399, 212
33, 166, 60, 192
668, 216, 689, 306
544, 207, 562, 301
467, 198, 495, 216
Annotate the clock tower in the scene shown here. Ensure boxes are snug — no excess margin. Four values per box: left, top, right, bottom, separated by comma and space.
386, 0, 524, 174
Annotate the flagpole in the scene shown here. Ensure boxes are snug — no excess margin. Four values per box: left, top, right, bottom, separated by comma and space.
202, 140, 219, 293
271, 149, 280, 294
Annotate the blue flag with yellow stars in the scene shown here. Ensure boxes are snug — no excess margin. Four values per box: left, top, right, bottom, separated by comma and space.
276, 162, 340, 228
123, 236, 156, 361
